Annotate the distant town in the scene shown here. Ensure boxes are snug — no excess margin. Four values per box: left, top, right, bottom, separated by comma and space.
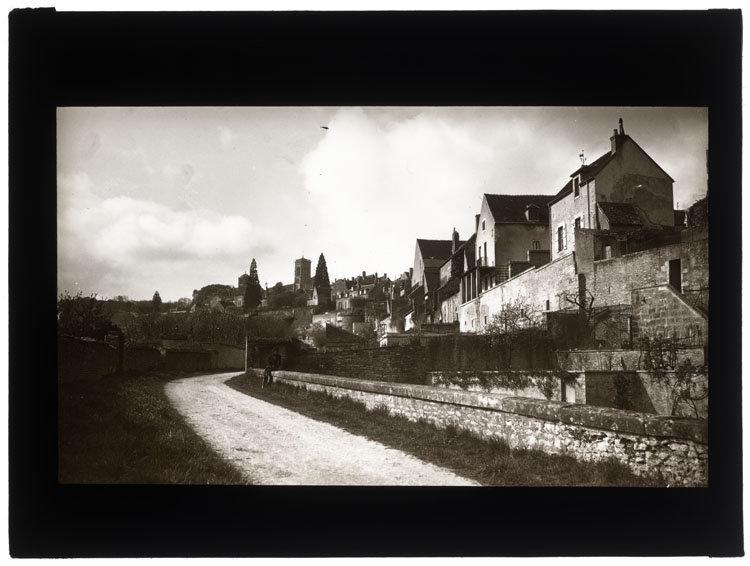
126, 118, 707, 354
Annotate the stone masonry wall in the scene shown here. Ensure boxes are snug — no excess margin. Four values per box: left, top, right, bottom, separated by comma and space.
554, 346, 706, 371
263, 370, 708, 486
586, 239, 708, 309
458, 253, 578, 333
290, 333, 552, 384
631, 285, 708, 345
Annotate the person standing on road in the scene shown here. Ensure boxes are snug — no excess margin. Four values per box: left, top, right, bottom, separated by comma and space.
263, 348, 282, 388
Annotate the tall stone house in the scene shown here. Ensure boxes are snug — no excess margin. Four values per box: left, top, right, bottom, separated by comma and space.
406, 238, 460, 329
454, 120, 707, 348
473, 193, 554, 288
548, 119, 675, 261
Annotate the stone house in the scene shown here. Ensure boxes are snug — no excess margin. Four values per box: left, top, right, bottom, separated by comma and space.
407, 238, 462, 329
434, 229, 475, 325
548, 119, 675, 262
456, 194, 553, 322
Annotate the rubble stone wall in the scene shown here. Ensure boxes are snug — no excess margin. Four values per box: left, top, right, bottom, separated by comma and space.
266, 370, 708, 487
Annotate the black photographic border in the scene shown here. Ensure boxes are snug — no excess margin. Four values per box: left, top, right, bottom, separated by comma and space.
9, 9, 743, 558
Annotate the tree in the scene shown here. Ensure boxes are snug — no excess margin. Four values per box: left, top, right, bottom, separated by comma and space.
313, 253, 330, 288
152, 291, 162, 313
243, 258, 263, 312
557, 277, 626, 349
306, 322, 327, 349
482, 298, 546, 369
57, 291, 114, 340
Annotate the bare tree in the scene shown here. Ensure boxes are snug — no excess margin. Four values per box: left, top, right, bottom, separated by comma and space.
482, 297, 546, 369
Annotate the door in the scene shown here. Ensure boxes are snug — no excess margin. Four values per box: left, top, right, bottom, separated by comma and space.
669, 259, 682, 293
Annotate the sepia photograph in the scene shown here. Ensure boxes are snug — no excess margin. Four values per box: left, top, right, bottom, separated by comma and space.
10, 8, 742, 559
56, 106, 709, 487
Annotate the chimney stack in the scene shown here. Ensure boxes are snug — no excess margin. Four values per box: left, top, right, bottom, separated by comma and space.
451, 227, 460, 253
611, 118, 626, 154
475, 214, 480, 233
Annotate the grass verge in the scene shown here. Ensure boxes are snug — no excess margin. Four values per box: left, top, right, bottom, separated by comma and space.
227, 372, 665, 487
59, 371, 247, 484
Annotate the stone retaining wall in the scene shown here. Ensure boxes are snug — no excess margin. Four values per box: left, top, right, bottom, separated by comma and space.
263, 369, 708, 487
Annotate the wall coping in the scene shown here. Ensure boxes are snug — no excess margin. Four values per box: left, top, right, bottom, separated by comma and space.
554, 346, 704, 354
269, 370, 707, 444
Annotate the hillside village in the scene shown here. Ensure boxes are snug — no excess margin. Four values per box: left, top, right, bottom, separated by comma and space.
57, 118, 710, 487
187, 119, 708, 358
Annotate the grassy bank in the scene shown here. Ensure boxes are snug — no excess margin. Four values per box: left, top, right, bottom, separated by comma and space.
228, 372, 664, 487
58, 371, 246, 484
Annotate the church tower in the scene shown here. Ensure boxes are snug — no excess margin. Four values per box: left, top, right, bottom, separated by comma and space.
294, 257, 312, 292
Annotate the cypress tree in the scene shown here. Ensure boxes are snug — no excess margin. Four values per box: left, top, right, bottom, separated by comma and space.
152, 290, 162, 312
313, 253, 330, 288
244, 258, 263, 312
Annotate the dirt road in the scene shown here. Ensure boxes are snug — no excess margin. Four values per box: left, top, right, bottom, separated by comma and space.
165, 372, 479, 486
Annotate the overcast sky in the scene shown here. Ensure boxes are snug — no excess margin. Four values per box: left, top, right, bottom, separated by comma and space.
57, 106, 708, 302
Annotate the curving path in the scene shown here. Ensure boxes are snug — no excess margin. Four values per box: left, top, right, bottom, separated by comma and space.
165, 372, 479, 486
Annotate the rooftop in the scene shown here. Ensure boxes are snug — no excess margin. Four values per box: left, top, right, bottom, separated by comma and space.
484, 194, 553, 223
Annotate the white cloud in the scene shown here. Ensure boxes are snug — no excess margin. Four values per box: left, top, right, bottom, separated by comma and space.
218, 126, 234, 148
57, 172, 270, 299
300, 108, 504, 278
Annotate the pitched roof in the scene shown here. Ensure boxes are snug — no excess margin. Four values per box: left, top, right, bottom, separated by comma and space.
484, 194, 553, 223
598, 201, 643, 226
416, 239, 459, 261
552, 134, 674, 207
570, 149, 615, 182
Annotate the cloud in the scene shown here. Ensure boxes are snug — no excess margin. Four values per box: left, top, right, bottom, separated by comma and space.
300, 108, 505, 277
57, 172, 272, 299
218, 126, 234, 148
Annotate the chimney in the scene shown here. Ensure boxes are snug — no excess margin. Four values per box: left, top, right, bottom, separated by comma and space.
611, 118, 626, 154
362, 270, 366, 278
451, 228, 460, 253
475, 214, 480, 232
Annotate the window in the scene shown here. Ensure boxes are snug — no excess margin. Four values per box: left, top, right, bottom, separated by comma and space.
482, 220, 486, 231
574, 217, 581, 230
545, 299, 550, 311
484, 242, 487, 262
574, 176, 580, 197
557, 226, 564, 252
532, 240, 540, 250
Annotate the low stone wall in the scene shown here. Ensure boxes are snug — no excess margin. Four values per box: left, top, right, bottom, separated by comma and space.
264, 370, 708, 487
164, 350, 213, 372
555, 346, 705, 371
124, 346, 161, 372
58, 336, 118, 382
198, 342, 245, 369
427, 370, 586, 404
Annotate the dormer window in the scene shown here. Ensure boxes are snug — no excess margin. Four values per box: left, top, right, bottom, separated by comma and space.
574, 176, 580, 198
524, 204, 540, 222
